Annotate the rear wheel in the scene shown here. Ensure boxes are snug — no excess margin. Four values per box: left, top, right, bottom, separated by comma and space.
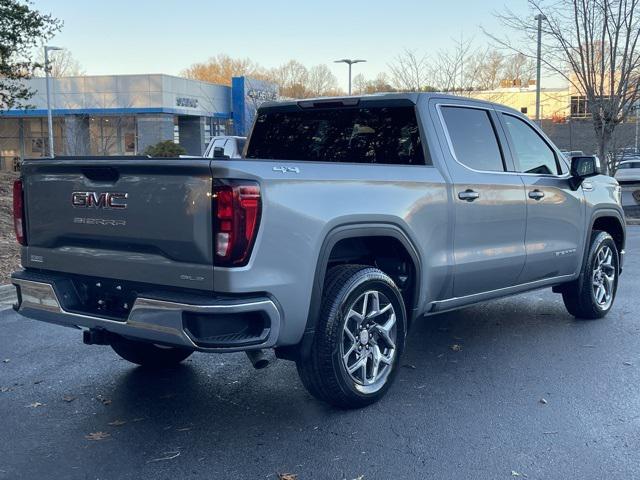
562, 231, 619, 319
296, 265, 406, 409
110, 337, 193, 368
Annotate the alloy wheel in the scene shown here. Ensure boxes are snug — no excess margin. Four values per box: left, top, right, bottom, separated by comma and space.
340, 290, 397, 394
592, 245, 616, 309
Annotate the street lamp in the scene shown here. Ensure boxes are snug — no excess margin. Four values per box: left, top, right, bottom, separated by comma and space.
44, 45, 62, 158
534, 14, 546, 124
334, 59, 366, 95
635, 104, 639, 154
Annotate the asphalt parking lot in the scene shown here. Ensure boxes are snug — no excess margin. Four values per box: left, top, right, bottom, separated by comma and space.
1, 227, 640, 480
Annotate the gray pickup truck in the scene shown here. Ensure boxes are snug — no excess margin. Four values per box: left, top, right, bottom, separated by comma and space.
11, 93, 625, 408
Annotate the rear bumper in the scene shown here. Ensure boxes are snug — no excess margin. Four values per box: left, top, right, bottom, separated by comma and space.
11, 271, 281, 353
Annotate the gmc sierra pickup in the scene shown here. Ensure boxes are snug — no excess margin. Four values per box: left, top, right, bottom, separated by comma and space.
11, 93, 625, 408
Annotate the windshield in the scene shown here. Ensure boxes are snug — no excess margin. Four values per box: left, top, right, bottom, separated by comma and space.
246, 106, 425, 165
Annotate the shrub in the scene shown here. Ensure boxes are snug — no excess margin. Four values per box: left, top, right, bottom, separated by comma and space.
143, 141, 186, 157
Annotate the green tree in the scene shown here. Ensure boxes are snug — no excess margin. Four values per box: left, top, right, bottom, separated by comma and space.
0, 0, 62, 110
143, 141, 186, 157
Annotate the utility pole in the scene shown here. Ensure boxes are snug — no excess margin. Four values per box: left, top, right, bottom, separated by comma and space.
44, 45, 62, 158
534, 14, 546, 124
334, 59, 366, 95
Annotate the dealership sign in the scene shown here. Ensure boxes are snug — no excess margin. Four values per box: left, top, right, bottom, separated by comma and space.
232, 76, 279, 136
247, 89, 278, 102
176, 97, 198, 108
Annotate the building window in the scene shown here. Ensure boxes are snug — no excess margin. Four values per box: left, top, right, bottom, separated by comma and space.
520, 107, 528, 114
0, 118, 21, 171
89, 116, 136, 155
204, 119, 212, 145
571, 96, 589, 118
124, 132, 136, 153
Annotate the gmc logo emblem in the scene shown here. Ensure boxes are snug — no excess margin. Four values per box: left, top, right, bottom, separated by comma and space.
72, 192, 128, 209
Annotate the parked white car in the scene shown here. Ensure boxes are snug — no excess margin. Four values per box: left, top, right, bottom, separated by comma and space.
615, 158, 640, 218
614, 159, 640, 183
204, 136, 246, 159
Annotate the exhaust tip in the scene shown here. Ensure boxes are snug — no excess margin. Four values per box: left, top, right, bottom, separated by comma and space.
246, 349, 270, 369
83, 328, 111, 345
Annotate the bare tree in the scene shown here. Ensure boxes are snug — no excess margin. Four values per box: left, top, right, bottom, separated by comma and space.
431, 36, 477, 92
474, 49, 505, 90
267, 60, 310, 98
502, 53, 536, 87
353, 73, 396, 94
306, 64, 338, 97
34, 48, 84, 77
488, 0, 640, 172
181, 54, 346, 99
353, 73, 368, 95
430, 36, 513, 94
181, 54, 265, 86
388, 49, 431, 91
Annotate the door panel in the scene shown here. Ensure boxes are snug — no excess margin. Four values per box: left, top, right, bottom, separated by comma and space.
435, 103, 527, 298
518, 176, 585, 282
496, 112, 585, 282
452, 176, 527, 297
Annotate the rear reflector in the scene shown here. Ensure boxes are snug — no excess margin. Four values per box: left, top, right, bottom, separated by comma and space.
213, 180, 261, 267
13, 179, 26, 245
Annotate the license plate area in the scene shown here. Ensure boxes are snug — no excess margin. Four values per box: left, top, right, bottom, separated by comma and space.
67, 277, 139, 321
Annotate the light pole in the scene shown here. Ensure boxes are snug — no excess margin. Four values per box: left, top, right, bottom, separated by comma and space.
534, 14, 546, 124
44, 45, 62, 158
635, 104, 639, 154
334, 59, 366, 95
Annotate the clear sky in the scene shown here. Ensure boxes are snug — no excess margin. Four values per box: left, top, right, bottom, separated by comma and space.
32, 0, 533, 90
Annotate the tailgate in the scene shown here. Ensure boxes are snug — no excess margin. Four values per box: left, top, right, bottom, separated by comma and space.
21, 158, 215, 290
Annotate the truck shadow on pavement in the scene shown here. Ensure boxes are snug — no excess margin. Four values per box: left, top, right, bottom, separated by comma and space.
82, 291, 609, 438
16, 289, 623, 479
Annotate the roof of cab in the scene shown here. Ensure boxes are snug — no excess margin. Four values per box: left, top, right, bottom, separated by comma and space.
259, 92, 524, 116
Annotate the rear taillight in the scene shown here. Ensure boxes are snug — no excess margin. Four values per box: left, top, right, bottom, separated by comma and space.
213, 180, 261, 267
13, 179, 26, 246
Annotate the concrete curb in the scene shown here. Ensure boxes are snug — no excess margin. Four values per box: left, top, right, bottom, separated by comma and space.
0, 283, 17, 307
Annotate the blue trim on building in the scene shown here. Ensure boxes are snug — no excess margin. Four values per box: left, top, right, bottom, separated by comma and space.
1, 107, 232, 119
231, 77, 245, 136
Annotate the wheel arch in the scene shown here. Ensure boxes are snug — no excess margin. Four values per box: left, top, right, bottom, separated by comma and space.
276, 223, 422, 361
590, 209, 625, 255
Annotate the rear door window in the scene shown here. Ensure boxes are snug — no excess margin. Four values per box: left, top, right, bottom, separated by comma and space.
440, 106, 505, 172
246, 105, 425, 165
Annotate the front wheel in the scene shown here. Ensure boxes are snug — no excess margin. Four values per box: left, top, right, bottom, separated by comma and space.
296, 265, 407, 409
110, 337, 193, 368
562, 231, 619, 319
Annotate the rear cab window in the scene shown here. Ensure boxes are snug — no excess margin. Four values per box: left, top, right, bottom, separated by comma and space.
440, 106, 506, 172
246, 103, 426, 165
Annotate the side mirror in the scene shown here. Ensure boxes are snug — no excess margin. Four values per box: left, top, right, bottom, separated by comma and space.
213, 147, 229, 159
569, 155, 601, 190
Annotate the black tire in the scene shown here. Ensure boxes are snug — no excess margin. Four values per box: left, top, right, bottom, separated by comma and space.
296, 265, 407, 409
110, 337, 193, 368
562, 230, 619, 319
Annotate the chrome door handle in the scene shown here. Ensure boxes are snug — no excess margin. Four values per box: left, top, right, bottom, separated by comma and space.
528, 189, 545, 200
458, 189, 480, 202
